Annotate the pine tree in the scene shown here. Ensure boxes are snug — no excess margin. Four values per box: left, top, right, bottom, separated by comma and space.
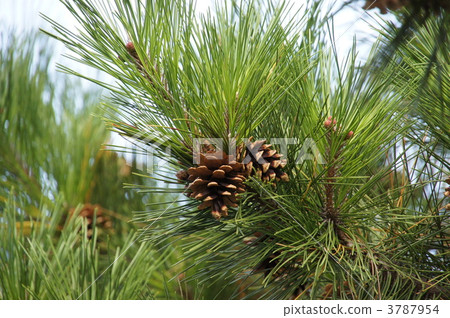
41, 0, 449, 299
0, 32, 189, 300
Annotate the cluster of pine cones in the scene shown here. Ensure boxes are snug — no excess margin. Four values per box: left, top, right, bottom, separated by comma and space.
177, 139, 289, 219
363, 0, 450, 14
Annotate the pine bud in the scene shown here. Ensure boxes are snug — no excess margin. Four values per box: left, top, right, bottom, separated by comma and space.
125, 41, 139, 60
445, 203, 450, 211
324, 116, 337, 129
445, 177, 450, 185
345, 131, 354, 140
125, 41, 135, 52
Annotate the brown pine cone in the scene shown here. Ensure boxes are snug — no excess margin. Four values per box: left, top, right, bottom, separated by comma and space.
363, 0, 409, 14
444, 187, 450, 198
186, 151, 247, 219
363, 0, 449, 14
69, 203, 112, 238
176, 169, 189, 181
244, 139, 289, 183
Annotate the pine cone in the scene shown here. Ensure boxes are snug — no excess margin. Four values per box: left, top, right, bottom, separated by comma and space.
363, 0, 449, 14
69, 203, 112, 238
444, 187, 450, 198
186, 151, 247, 219
363, 0, 409, 14
244, 139, 289, 182
176, 169, 189, 181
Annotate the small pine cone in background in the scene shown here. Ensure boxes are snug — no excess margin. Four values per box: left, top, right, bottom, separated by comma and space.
69, 203, 112, 238
244, 139, 289, 183
363, 0, 449, 14
363, 0, 409, 14
415, 0, 450, 14
445, 187, 450, 198
445, 174, 450, 197
186, 151, 247, 219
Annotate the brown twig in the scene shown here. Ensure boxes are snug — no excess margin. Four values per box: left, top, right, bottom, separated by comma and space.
322, 116, 354, 246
